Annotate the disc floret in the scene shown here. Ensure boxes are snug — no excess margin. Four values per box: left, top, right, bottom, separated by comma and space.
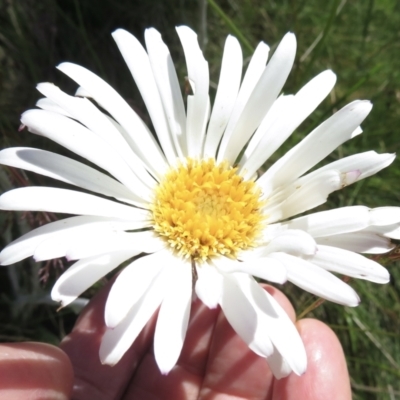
151, 158, 265, 262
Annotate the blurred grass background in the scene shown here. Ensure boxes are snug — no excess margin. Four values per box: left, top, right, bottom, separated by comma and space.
0, 0, 399, 398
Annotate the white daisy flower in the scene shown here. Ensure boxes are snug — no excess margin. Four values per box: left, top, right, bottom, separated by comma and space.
0, 26, 396, 379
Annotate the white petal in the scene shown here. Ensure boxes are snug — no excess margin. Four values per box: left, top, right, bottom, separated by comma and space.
213, 256, 287, 284
104, 250, 168, 328
57, 62, 168, 178
100, 265, 167, 366
351, 126, 363, 137
61, 231, 163, 261
0, 147, 145, 206
219, 272, 273, 357
315, 231, 393, 254
264, 170, 342, 222
269, 253, 360, 306
51, 251, 136, 307
36, 97, 73, 117
75, 86, 91, 97
266, 347, 293, 379
311, 245, 390, 283
221, 41, 269, 148
145, 28, 186, 157
101, 113, 157, 187
368, 223, 400, 240
302, 151, 395, 184
0, 216, 143, 266
203, 35, 242, 158
176, 26, 209, 158
218, 33, 296, 164
112, 29, 177, 164
195, 263, 223, 308
33, 237, 70, 261
258, 100, 373, 195
154, 256, 192, 374
35, 230, 152, 262
241, 70, 337, 177
36, 82, 155, 189
239, 95, 295, 172
0, 187, 150, 221
21, 109, 152, 200
283, 206, 370, 237
262, 229, 317, 256
234, 273, 307, 376
369, 207, 400, 226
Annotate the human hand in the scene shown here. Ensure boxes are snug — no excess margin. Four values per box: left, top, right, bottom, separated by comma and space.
0, 281, 352, 400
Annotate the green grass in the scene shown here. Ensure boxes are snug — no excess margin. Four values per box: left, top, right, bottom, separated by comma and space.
1, 0, 400, 398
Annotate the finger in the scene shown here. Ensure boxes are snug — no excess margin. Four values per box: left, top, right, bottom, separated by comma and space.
197, 285, 296, 400
122, 295, 220, 400
272, 319, 352, 400
0, 342, 73, 400
60, 278, 157, 400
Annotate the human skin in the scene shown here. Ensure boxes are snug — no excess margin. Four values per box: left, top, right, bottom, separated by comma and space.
0, 282, 352, 400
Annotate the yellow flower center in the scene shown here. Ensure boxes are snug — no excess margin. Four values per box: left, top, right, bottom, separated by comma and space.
151, 158, 265, 262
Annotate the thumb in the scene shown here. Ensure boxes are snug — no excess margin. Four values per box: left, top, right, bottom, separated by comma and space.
0, 342, 73, 400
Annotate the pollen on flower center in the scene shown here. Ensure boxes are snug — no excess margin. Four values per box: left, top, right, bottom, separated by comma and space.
151, 158, 265, 262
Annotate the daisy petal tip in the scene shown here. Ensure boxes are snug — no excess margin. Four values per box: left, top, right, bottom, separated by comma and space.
55, 61, 69, 70
175, 25, 191, 32
20, 109, 35, 121
99, 344, 119, 367
56, 62, 76, 75
51, 286, 74, 309
36, 82, 50, 91
360, 99, 373, 112
380, 276, 390, 285
104, 314, 118, 329
175, 25, 197, 40
323, 69, 337, 84
373, 268, 390, 284
144, 27, 160, 37
387, 153, 396, 164
280, 276, 289, 285
283, 31, 297, 46
112, 29, 136, 45
0, 253, 11, 266
275, 372, 291, 380
99, 356, 117, 367
53, 298, 67, 310
155, 357, 175, 376
296, 363, 307, 377
111, 28, 126, 36
306, 244, 318, 257
351, 126, 363, 137
312, 246, 318, 256
159, 367, 171, 376
33, 251, 53, 262
325, 68, 336, 76
341, 286, 361, 307
204, 302, 219, 310
351, 294, 361, 307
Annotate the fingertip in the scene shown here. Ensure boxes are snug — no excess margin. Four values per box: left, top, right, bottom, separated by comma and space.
0, 342, 73, 400
273, 319, 352, 400
299, 319, 351, 398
